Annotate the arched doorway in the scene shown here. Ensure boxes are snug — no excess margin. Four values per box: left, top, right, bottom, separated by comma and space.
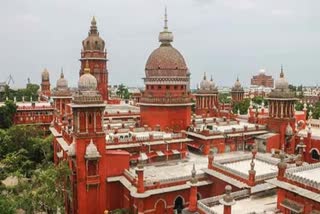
155, 199, 166, 214
174, 196, 184, 214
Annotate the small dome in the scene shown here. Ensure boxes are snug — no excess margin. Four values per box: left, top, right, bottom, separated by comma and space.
78, 62, 97, 91
42, 68, 49, 81
85, 139, 100, 159
200, 73, 215, 91
232, 77, 244, 91
275, 67, 289, 90
82, 17, 105, 51
56, 70, 68, 90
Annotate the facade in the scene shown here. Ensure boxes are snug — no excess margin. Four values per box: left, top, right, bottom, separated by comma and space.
80, 17, 109, 101
250, 69, 274, 88
139, 10, 192, 131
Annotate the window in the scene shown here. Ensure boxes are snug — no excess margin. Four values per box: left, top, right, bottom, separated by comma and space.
166, 85, 170, 90
174, 85, 177, 90
88, 114, 92, 125
158, 85, 161, 89
311, 149, 320, 160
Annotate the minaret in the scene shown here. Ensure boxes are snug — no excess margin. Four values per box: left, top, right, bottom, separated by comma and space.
70, 62, 107, 214
80, 17, 109, 101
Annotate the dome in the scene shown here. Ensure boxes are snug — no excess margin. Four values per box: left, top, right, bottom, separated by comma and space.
145, 46, 187, 76
78, 62, 97, 91
275, 67, 289, 90
82, 17, 105, 51
199, 73, 216, 91
85, 139, 101, 159
232, 77, 244, 91
56, 69, 68, 90
41, 68, 49, 81
145, 8, 187, 78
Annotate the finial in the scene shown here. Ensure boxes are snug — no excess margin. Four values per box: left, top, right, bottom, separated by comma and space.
236, 76, 239, 82
91, 16, 96, 26
210, 74, 213, 82
84, 61, 90, 74
280, 65, 284, 78
60, 67, 64, 78
164, 6, 168, 30
204, 72, 207, 80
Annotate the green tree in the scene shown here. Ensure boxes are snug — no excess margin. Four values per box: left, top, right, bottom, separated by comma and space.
233, 99, 250, 114
219, 93, 231, 103
116, 84, 131, 99
0, 100, 17, 128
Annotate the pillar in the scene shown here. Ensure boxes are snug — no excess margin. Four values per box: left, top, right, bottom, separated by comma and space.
137, 163, 144, 193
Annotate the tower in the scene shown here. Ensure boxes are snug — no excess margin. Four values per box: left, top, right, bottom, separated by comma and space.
80, 17, 109, 101
266, 66, 298, 152
40, 68, 51, 100
51, 69, 72, 128
231, 77, 244, 104
140, 9, 192, 131
194, 73, 219, 117
70, 62, 107, 214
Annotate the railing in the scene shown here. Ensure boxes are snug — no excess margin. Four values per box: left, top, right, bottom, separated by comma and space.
198, 189, 250, 213
140, 96, 192, 104
145, 174, 205, 187
213, 162, 248, 180
285, 163, 320, 189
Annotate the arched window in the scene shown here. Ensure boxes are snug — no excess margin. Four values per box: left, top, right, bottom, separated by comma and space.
311, 149, 320, 160
174, 196, 184, 214
154, 199, 166, 214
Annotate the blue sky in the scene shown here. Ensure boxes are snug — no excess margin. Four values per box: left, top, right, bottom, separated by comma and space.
1, 0, 319, 88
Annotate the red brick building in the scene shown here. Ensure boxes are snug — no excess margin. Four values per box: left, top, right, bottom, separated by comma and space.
40, 68, 51, 101
251, 69, 274, 88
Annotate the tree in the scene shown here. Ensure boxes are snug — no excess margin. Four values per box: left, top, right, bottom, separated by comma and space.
116, 84, 131, 99
0, 100, 17, 128
219, 93, 231, 103
233, 99, 250, 114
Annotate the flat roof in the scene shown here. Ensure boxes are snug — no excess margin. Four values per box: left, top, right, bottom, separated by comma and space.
210, 192, 277, 214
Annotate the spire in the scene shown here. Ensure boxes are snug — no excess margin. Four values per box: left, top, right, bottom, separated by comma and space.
89, 16, 98, 35
280, 65, 284, 78
210, 74, 213, 82
164, 6, 168, 31
203, 72, 207, 80
158, 7, 173, 45
60, 67, 64, 78
84, 60, 90, 74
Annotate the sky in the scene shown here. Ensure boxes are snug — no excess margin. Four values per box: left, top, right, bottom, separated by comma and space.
1, 0, 320, 89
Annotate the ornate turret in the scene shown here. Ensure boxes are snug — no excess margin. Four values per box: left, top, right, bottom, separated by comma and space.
231, 77, 244, 104
40, 68, 51, 100
266, 66, 298, 153
80, 17, 109, 101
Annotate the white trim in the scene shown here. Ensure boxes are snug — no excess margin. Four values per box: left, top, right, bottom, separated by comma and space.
173, 195, 185, 207
154, 198, 167, 210
309, 148, 320, 154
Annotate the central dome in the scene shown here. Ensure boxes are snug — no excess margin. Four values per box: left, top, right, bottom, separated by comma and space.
145, 46, 187, 77
145, 9, 187, 78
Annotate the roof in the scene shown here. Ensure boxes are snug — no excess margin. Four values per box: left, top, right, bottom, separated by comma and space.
267, 178, 320, 203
